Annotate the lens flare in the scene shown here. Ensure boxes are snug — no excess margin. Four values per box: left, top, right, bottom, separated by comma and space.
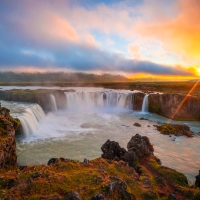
169, 79, 200, 121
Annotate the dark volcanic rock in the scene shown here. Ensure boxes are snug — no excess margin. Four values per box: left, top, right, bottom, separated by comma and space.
108, 181, 132, 200
195, 170, 200, 187
91, 194, 103, 200
67, 192, 80, 200
168, 193, 176, 200
101, 134, 154, 167
124, 134, 154, 166
127, 134, 154, 158
133, 123, 141, 127
48, 158, 59, 165
101, 139, 126, 160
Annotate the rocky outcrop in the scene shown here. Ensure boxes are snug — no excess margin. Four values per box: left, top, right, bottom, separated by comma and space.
155, 124, 193, 137
0, 105, 20, 167
133, 92, 145, 111
149, 93, 200, 121
101, 140, 126, 161
195, 170, 200, 187
101, 134, 154, 167
0, 89, 67, 112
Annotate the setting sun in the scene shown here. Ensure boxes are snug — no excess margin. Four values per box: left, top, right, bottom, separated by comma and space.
197, 68, 200, 76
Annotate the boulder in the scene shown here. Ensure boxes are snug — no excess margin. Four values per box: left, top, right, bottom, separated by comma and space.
101, 140, 126, 160
195, 170, 200, 187
101, 134, 154, 167
126, 134, 154, 159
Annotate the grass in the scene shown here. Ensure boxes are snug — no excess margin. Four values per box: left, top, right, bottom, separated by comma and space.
0, 157, 199, 199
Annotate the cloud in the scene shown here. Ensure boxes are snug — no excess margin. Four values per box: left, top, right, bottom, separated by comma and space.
0, 39, 192, 76
0, 0, 197, 77
136, 0, 200, 66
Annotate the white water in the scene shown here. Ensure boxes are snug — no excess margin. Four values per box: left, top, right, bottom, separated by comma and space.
0, 101, 45, 136
142, 94, 149, 113
65, 91, 133, 111
50, 94, 58, 112
1, 87, 200, 183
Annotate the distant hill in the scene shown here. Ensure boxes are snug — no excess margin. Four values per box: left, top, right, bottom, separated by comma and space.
0, 72, 129, 83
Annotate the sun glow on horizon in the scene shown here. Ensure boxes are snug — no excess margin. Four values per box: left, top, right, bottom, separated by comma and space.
197, 68, 200, 76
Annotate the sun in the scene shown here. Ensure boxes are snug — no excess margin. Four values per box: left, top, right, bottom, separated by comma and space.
196, 68, 200, 76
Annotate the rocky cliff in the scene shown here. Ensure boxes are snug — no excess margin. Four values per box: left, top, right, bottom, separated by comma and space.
0, 89, 67, 112
0, 105, 20, 167
133, 93, 145, 111
149, 93, 200, 121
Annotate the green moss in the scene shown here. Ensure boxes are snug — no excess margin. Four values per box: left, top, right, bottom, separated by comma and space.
141, 192, 158, 200
156, 124, 193, 137
149, 158, 188, 187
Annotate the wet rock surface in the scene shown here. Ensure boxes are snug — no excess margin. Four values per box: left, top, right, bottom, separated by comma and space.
133, 122, 141, 127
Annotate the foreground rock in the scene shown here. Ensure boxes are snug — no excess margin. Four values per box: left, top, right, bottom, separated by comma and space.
101, 134, 153, 167
195, 170, 200, 188
155, 124, 193, 137
0, 105, 20, 167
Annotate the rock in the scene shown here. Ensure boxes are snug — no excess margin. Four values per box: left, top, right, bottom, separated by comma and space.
195, 170, 200, 187
47, 158, 59, 165
83, 158, 89, 164
139, 117, 148, 120
108, 181, 132, 200
142, 178, 151, 188
19, 166, 27, 170
123, 150, 137, 167
148, 93, 200, 121
133, 123, 141, 127
31, 172, 42, 179
155, 124, 193, 137
101, 139, 126, 160
0, 107, 18, 167
91, 194, 103, 200
67, 192, 80, 200
155, 157, 162, 165
101, 134, 154, 168
3, 179, 18, 189
135, 166, 142, 175
127, 134, 154, 158
168, 193, 176, 200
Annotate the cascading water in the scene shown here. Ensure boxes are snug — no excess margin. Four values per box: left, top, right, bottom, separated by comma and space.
18, 104, 45, 136
50, 94, 58, 112
65, 91, 133, 111
142, 94, 149, 113
0, 101, 45, 136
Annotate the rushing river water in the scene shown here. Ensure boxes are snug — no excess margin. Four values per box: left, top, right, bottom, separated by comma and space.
1, 87, 200, 184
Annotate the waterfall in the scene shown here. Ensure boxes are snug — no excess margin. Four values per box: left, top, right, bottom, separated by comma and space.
50, 94, 58, 112
142, 94, 149, 113
17, 104, 45, 136
65, 91, 133, 111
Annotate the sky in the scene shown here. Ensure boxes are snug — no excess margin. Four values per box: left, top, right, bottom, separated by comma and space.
0, 0, 200, 80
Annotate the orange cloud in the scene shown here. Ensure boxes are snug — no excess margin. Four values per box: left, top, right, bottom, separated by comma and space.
137, 0, 200, 66
128, 45, 141, 59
